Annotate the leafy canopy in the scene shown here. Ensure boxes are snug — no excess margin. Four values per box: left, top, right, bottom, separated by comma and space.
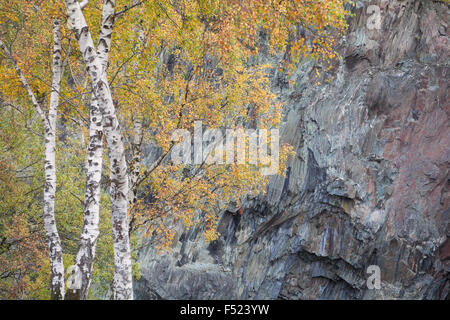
0, 0, 350, 297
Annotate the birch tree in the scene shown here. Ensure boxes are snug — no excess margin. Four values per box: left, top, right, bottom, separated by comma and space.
0, 20, 65, 300
65, 0, 116, 300
63, 0, 133, 300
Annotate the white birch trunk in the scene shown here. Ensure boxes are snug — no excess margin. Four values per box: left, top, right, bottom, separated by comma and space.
66, 97, 103, 300
67, 0, 116, 300
64, 0, 133, 300
1, 21, 66, 300
128, 24, 145, 221
44, 21, 65, 300
128, 117, 143, 207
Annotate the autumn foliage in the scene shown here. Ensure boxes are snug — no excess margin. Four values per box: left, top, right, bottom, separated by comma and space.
0, 0, 350, 299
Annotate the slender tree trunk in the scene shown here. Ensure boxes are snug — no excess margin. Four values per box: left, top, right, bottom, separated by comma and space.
66, 97, 103, 300
66, 0, 116, 300
128, 24, 145, 219
43, 129, 65, 301
129, 116, 143, 207
64, 0, 133, 300
44, 21, 65, 300
1, 21, 65, 299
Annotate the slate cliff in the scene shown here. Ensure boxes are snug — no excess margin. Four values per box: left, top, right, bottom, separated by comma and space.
134, 0, 449, 300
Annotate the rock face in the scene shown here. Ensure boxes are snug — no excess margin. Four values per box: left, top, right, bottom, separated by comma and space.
134, 0, 449, 300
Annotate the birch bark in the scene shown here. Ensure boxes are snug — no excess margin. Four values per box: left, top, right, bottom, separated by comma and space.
66, 0, 116, 300
66, 96, 103, 299
44, 20, 65, 300
64, 0, 133, 300
128, 117, 143, 207
128, 25, 146, 219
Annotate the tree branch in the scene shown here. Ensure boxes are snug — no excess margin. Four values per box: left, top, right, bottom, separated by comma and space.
114, 1, 146, 19
79, 0, 90, 10
0, 38, 48, 127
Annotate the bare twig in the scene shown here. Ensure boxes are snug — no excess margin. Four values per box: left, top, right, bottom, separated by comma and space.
69, 191, 84, 205
0, 38, 48, 127
114, 0, 146, 19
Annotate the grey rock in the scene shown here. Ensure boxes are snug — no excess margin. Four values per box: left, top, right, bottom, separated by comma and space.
134, 0, 449, 300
